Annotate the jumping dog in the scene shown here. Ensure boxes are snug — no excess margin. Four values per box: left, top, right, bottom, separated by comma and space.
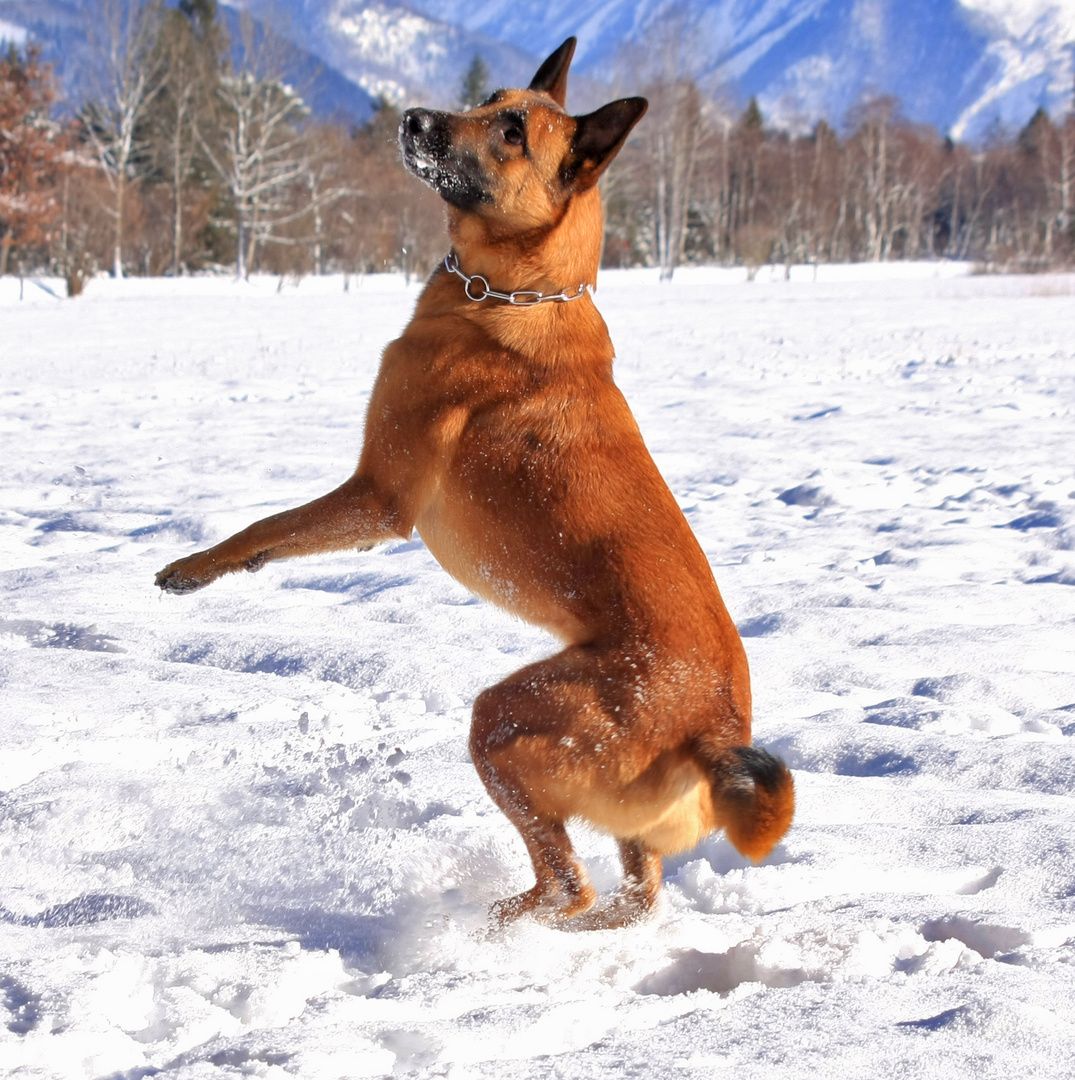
156, 38, 794, 929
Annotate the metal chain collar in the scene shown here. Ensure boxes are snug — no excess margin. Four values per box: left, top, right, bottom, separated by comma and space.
444, 252, 591, 306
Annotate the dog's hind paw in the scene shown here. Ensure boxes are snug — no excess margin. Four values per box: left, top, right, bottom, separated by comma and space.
489, 887, 549, 926
489, 882, 597, 928
564, 891, 660, 932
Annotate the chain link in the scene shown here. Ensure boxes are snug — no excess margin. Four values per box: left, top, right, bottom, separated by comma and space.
444, 253, 591, 306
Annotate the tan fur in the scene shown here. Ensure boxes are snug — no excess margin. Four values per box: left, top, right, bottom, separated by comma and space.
156, 40, 794, 929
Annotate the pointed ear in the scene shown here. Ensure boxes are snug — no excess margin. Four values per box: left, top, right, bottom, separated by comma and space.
562, 97, 648, 191
528, 37, 576, 107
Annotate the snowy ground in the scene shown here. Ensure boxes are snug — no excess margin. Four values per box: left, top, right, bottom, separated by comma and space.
1, 265, 1074, 1079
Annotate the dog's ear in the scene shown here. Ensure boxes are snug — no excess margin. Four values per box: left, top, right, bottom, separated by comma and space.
562, 97, 648, 191
528, 37, 576, 107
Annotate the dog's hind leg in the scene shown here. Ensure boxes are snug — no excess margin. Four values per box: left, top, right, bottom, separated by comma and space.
470, 650, 605, 925
618, 838, 663, 916
486, 815, 596, 926
473, 750, 595, 924
569, 839, 662, 931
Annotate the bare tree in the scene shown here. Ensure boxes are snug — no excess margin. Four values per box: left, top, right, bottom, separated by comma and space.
613, 19, 710, 280
197, 15, 310, 279
279, 123, 359, 276
347, 100, 445, 278
80, 0, 168, 278
1022, 106, 1075, 258
148, 0, 225, 276
651, 78, 704, 279
846, 96, 896, 260
1058, 115, 1074, 241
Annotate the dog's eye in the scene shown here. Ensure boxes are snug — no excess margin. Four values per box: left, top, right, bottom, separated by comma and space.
503, 126, 524, 146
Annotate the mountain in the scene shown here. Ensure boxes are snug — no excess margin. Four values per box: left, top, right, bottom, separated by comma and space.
2, 0, 1073, 139
400, 0, 1075, 138
0, 0, 379, 125
230, 1, 541, 109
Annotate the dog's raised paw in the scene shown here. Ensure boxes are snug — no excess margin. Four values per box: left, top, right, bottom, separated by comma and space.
155, 559, 213, 593
155, 569, 202, 593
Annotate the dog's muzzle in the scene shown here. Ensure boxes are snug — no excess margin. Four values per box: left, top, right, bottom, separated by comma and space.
399, 109, 450, 178
399, 109, 492, 210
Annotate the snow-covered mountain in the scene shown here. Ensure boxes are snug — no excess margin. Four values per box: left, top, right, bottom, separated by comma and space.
400, 0, 1075, 137
0, 0, 380, 123
211, 0, 1075, 136
1, 0, 1073, 138
228, 0, 539, 108
951, 0, 1075, 137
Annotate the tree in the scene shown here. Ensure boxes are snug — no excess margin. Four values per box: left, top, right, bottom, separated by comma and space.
1019, 106, 1075, 259
80, 0, 168, 278
146, 0, 226, 275
346, 99, 445, 279
617, 21, 707, 280
204, 71, 309, 277
197, 15, 309, 278
727, 97, 769, 265
650, 77, 703, 279
0, 46, 63, 276
460, 54, 489, 109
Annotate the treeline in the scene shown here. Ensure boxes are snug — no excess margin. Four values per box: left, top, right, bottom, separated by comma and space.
605, 83, 1075, 277
1, 1, 1073, 290
0, 0, 444, 291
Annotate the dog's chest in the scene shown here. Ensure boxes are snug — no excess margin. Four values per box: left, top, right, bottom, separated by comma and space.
416, 489, 588, 642
412, 407, 592, 642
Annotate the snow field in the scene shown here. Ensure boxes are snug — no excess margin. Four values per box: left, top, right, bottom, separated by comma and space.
1, 267, 1074, 1078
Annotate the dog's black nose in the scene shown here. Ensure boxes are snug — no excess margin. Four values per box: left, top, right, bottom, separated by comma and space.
403, 109, 433, 137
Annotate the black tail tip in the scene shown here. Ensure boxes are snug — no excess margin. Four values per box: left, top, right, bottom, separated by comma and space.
731, 745, 791, 793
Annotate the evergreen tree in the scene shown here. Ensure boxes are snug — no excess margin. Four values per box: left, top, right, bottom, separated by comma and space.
460, 55, 489, 109
739, 97, 764, 133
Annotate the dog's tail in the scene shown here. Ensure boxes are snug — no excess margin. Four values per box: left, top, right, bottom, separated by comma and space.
692, 738, 795, 862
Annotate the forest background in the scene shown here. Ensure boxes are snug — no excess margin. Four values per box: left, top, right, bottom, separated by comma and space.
1, 0, 1073, 293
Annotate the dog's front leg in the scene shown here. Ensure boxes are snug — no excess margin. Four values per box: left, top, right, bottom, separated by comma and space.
155, 474, 403, 594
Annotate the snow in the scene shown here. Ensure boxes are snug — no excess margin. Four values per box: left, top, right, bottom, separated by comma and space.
958, 0, 1075, 40
2, 265, 1075, 1078
0, 18, 28, 46
949, 0, 1075, 139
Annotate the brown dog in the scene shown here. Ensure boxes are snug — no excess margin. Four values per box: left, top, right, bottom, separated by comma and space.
156, 38, 794, 929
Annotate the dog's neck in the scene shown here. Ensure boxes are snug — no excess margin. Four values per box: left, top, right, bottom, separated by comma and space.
447, 187, 603, 298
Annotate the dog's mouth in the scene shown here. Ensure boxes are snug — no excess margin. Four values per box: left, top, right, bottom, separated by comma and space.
399, 109, 493, 211
400, 142, 443, 184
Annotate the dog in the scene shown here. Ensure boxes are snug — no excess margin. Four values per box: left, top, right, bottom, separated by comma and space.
156, 38, 794, 929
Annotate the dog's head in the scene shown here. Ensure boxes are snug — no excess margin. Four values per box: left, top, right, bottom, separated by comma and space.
399, 38, 647, 236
